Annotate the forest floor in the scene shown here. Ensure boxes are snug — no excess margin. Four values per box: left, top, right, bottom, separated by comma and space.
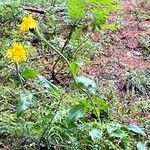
84, 0, 150, 86
0, 0, 150, 149
82, 0, 150, 123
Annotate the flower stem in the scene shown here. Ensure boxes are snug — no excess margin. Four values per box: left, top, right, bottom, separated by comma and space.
32, 28, 70, 67
15, 63, 26, 93
32, 28, 100, 121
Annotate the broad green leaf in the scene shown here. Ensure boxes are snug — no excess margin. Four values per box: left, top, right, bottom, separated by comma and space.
109, 129, 127, 138
37, 75, 52, 89
127, 124, 146, 136
69, 62, 80, 76
67, 0, 85, 19
89, 129, 103, 141
107, 123, 127, 138
21, 68, 38, 79
69, 61, 84, 75
74, 76, 97, 94
137, 142, 147, 150
121, 136, 131, 143
68, 104, 84, 122
17, 93, 33, 117
107, 122, 122, 134
37, 75, 60, 97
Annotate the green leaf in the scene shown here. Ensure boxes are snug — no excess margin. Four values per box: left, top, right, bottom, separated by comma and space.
37, 75, 52, 89
101, 23, 119, 31
92, 8, 108, 24
67, 0, 85, 19
127, 124, 146, 136
68, 104, 84, 122
21, 68, 38, 79
109, 129, 127, 138
121, 136, 131, 143
137, 142, 147, 150
17, 93, 33, 117
72, 27, 82, 41
69, 62, 80, 76
37, 75, 60, 97
107, 123, 127, 138
95, 98, 108, 112
89, 0, 122, 31
74, 76, 97, 94
107, 122, 122, 134
89, 129, 103, 141
37, 75, 59, 91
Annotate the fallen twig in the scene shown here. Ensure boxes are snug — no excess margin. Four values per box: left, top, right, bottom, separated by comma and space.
22, 6, 46, 14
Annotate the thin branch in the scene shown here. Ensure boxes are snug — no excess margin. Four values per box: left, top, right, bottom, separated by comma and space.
22, 6, 46, 14
51, 20, 82, 79
61, 20, 82, 53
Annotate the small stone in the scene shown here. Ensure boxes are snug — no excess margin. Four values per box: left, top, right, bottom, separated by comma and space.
127, 51, 142, 57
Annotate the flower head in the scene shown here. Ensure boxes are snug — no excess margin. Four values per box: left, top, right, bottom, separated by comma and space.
6, 43, 26, 63
20, 14, 37, 32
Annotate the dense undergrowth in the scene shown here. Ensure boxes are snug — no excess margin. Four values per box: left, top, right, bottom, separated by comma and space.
0, 0, 149, 150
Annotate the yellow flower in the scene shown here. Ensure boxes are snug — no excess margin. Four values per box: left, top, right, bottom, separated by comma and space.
6, 43, 26, 63
20, 14, 37, 32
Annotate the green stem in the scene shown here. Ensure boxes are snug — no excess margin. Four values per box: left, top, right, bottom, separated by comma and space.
32, 28, 100, 121
33, 28, 70, 67
15, 63, 26, 93
32, 91, 48, 95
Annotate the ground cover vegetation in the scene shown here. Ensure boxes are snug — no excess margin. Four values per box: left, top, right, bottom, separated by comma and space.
0, 0, 149, 150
